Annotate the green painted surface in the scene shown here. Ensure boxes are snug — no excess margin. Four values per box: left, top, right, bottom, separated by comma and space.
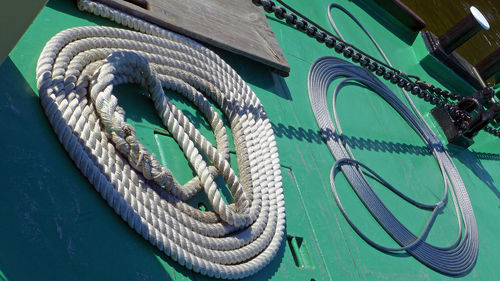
2, 0, 500, 280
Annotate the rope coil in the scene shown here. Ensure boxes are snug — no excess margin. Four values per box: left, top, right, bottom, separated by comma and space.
36, 3, 285, 277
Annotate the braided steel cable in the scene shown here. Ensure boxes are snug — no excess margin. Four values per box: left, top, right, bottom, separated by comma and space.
308, 56, 478, 276
36, 1, 286, 278
307, 4, 478, 275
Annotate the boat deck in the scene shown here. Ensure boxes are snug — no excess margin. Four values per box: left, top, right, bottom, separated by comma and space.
1, 0, 500, 280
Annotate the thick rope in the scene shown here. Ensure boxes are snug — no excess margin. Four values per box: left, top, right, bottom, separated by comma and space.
36, 2, 285, 278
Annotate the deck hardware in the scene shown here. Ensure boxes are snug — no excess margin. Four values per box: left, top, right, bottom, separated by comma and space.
476, 48, 500, 81
421, 6, 489, 89
420, 7, 490, 89
254, 0, 500, 143
431, 87, 497, 147
438, 6, 490, 55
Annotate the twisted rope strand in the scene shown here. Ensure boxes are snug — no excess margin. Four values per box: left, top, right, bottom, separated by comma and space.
36, 14, 285, 279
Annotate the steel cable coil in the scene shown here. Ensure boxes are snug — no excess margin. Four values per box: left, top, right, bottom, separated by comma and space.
308, 56, 478, 275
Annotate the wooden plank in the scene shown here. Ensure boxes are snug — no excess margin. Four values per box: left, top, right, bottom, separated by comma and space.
93, 0, 290, 76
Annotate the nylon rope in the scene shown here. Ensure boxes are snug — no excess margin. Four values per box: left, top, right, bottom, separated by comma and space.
36, 0, 285, 279
306, 4, 478, 276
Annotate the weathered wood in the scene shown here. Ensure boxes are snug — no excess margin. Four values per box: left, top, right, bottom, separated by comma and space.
93, 0, 290, 76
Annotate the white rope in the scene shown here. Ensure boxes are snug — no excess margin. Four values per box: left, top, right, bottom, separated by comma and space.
36, 1, 285, 278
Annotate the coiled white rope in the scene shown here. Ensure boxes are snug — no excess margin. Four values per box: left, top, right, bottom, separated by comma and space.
36, 1, 285, 278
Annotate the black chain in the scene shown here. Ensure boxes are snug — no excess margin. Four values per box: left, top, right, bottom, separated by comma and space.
253, 0, 500, 137
484, 126, 500, 137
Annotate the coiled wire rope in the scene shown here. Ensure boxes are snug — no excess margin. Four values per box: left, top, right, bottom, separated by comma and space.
306, 4, 478, 276
36, 0, 285, 278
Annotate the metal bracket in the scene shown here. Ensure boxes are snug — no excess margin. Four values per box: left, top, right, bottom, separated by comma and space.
432, 88, 498, 148
431, 107, 474, 147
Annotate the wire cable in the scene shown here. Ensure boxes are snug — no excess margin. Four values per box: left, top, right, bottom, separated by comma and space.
309, 55, 477, 276
307, 4, 478, 275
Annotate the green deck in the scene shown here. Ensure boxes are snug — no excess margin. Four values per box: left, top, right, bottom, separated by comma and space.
1, 0, 500, 280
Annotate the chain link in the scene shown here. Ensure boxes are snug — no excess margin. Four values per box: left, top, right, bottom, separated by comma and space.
253, 0, 500, 138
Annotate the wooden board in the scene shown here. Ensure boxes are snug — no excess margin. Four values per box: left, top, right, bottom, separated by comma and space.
93, 0, 290, 76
